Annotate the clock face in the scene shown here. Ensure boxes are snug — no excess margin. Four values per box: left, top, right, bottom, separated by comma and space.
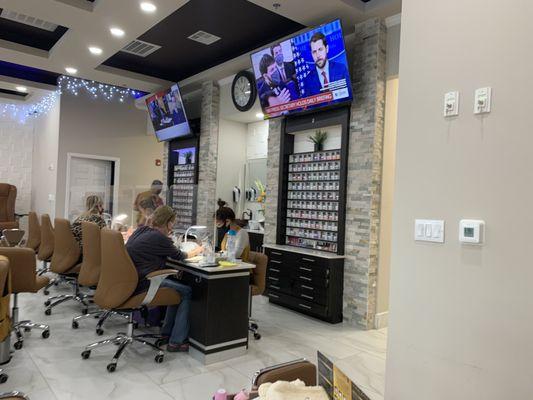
234, 76, 251, 107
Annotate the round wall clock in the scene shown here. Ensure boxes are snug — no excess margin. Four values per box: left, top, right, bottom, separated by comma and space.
231, 70, 257, 112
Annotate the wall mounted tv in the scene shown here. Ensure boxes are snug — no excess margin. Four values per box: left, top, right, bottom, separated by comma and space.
250, 19, 352, 119
146, 83, 191, 141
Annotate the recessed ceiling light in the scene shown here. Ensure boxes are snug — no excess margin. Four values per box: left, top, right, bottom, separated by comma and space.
256, 112, 264, 119
88, 46, 103, 55
15, 86, 27, 93
65, 67, 78, 74
110, 27, 125, 37
140, 2, 157, 12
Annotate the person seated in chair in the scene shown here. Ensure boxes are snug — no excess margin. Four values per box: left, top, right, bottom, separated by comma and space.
216, 200, 250, 262
126, 205, 203, 352
71, 195, 107, 253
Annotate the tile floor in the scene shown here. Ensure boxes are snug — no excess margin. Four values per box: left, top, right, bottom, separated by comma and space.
2, 285, 387, 399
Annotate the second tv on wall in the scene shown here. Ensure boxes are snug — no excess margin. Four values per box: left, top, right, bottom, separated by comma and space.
250, 19, 353, 119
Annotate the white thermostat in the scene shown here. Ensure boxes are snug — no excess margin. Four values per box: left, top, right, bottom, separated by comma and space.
459, 219, 485, 244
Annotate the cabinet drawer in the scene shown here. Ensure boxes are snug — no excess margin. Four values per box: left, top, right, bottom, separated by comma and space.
267, 291, 328, 318
266, 249, 285, 262
266, 275, 292, 294
294, 285, 327, 305
293, 263, 330, 279
267, 259, 289, 274
292, 270, 329, 288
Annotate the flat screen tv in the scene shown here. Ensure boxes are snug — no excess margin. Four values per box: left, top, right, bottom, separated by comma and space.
250, 19, 352, 119
146, 83, 191, 141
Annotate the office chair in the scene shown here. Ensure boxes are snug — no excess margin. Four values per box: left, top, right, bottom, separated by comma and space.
247, 251, 267, 340
0, 185, 18, 231
0, 257, 10, 384
71, 222, 127, 333
0, 248, 50, 349
0, 392, 29, 399
43, 219, 87, 315
81, 228, 181, 372
37, 214, 54, 285
25, 212, 40, 253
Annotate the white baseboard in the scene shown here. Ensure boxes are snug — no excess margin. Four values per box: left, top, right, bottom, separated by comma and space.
374, 311, 389, 329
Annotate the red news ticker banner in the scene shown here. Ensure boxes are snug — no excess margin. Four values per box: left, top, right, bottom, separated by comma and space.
266, 92, 334, 115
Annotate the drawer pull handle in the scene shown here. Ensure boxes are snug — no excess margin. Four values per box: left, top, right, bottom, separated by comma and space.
270, 285, 280, 290
269, 293, 279, 298
271, 260, 282, 264
302, 258, 315, 262
300, 276, 312, 281
301, 294, 314, 300
268, 276, 279, 281
298, 303, 312, 310
271, 251, 282, 256
299, 267, 312, 272
301, 285, 314, 290
270, 268, 280, 273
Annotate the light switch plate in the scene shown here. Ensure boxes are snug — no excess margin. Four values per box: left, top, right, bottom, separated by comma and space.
444, 91, 459, 117
474, 87, 492, 114
415, 219, 445, 243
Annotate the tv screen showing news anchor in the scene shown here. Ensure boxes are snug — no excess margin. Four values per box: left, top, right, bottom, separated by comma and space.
250, 19, 352, 119
146, 83, 191, 141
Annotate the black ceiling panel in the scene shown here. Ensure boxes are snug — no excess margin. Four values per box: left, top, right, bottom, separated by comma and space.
0, 60, 60, 86
0, 88, 28, 98
102, 0, 304, 82
0, 8, 69, 51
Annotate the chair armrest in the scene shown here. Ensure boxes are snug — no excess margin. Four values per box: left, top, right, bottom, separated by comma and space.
142, 269, 178, 305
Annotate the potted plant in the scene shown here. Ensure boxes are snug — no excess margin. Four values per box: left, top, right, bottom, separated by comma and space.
184, 151, 193, 164
308, 130, 328, 152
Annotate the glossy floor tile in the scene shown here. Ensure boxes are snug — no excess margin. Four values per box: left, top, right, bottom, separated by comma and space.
0, 284, 387, 399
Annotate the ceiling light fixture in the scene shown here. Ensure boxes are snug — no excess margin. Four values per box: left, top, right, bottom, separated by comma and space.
256, 112, 265, 119
88, 46, 103, 55
140, 2, 157, 13
65, 67, 78, 74
110, 27, 125, 37
15, 86, 27, 93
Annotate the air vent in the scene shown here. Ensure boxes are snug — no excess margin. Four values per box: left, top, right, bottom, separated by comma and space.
187, 30, 221, 45
120, 39, 161, 57
0, 9, 58, 32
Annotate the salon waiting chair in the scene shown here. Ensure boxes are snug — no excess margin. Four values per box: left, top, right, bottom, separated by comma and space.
25, 212, 40, 254
81, 228, 181, 372
0, 248, 50, 349
0, 257, 10, 384
247, 251, 267, 340
0, 185, 18, 231
37, 214, 54, 285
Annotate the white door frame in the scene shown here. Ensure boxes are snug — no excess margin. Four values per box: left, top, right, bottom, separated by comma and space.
65, 152, 121, 219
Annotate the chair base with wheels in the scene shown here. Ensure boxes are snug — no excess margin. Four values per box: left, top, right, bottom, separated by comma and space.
72, 309, 129, 335
249, 319, 261, 340
0, 391, 29, 399
44, 276, 89, 315
12, 289, 50, 350
0, 369, 7, 384
81, 311, 164, 372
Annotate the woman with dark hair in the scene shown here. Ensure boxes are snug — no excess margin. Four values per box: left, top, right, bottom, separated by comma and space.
215, 199, 250, 261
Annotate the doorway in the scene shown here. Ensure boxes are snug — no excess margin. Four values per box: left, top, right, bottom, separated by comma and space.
64, 153, 120, 221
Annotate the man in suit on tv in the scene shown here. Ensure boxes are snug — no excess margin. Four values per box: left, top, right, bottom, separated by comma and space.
303, 32, 351, 97
270, 43, 297, 84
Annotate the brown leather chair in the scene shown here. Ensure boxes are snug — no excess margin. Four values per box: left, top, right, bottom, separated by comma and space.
25, 212, 40, 253
0, 230, 24, 247
0, 392, 29, 399
71, 222, 127, 333
43, 219, 86, 315
0, 185, 18, 231
81, 228, 181, 372
247, 251, 267, 340
0, 248, 50, 349
0, 257, 9, 384
37, 214, 54, 284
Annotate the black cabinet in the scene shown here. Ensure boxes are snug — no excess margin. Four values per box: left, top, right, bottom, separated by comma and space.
264, 247, 343, 324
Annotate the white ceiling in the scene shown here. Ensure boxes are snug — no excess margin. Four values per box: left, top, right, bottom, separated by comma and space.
0, 0, 401, 97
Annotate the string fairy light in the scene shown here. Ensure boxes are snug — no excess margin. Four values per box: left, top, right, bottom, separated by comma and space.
0, 76, 144, 124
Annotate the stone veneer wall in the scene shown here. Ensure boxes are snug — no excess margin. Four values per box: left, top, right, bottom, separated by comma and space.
264, 19, 387, 329
196, 81, 220, 234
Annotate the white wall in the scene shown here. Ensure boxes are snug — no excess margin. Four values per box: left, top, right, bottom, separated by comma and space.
215, 118, 247, 213
55, 92, 164, 222
31, 93, 60, 218
246, 120, 268, 159
0, 119, 33, 215
387, 1, 533, 398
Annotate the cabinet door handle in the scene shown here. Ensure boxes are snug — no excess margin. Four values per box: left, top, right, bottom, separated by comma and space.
299, 266, 312, 272
269, 293, 279, 298
270, 268, 280, 273
268, 276, 279, 281
302, 258, 315, 263
301, 285, 314, 290
301, 294, 314, 300
271, 260, 282, 264
269, 284, 280, 290
298, 303, 312, 310
299, 276, 312, 281
271, 251, 282, 256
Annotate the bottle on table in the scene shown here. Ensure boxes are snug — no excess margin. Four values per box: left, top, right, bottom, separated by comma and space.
226, 230, 237, 262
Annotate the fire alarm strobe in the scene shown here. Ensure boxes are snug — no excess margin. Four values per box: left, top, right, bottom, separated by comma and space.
459, 219, 485, 245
